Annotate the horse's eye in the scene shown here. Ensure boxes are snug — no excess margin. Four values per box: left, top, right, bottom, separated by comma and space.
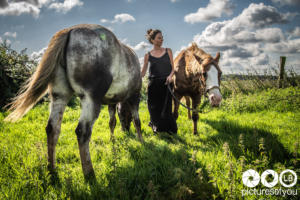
203, 72, 207, 78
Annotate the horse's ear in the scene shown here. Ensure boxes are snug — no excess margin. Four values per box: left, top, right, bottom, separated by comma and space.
192, 42, 198, 48
214, 52, 220, 63
193, 53, 202, 64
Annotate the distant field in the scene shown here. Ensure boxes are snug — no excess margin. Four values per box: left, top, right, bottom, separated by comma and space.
0, 87, 299, 200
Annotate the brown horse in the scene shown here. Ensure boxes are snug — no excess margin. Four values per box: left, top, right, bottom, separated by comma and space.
172, 43, 222, 134
4, 24, 143, 180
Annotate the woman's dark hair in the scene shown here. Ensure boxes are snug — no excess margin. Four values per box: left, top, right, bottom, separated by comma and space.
146, 29, 162, 44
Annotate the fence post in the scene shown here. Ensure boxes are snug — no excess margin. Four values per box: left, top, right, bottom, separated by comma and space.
278, 56, 286, 88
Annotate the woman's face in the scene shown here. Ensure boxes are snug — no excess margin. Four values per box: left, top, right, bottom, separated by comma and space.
152, 32, 163, 47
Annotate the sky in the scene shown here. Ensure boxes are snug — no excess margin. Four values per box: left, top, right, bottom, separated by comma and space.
1, 0, 300, 74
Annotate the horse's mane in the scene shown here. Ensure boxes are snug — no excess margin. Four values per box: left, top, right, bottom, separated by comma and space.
175, 43, 213, 62
188, 43, 215, 70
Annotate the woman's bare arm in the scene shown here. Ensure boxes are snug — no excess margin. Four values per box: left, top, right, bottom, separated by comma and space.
141, 53, 149, 78
166, 48, 175, 83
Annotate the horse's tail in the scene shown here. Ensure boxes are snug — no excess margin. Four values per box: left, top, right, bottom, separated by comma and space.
4, 28, 71, 122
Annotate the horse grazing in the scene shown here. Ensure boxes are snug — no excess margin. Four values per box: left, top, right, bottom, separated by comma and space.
4, 24, 143, 180
172, 43, 222, 135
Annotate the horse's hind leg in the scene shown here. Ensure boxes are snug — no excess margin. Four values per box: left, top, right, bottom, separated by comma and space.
75, 95, 101, 180
46, 67, 73, 172
127, 92, 143, 142
108, 104, 117, 142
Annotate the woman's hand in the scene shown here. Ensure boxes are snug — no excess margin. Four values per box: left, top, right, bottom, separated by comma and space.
165, 74, 173, 85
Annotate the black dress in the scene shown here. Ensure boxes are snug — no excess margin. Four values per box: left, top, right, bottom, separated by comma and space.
147, 48, 177, 134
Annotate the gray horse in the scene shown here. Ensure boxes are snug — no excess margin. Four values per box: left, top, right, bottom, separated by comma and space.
5, 24, 143, 180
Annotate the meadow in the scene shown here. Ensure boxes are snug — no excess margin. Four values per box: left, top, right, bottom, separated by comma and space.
1, 76, 299, 200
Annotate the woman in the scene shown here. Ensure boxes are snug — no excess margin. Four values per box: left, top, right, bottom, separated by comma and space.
141, 29, 177, 134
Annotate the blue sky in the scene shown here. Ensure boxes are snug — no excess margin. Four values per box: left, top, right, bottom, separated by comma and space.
1, 0, 300, 73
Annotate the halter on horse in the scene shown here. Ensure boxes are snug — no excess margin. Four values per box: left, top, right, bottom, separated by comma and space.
196, 54, 222, 99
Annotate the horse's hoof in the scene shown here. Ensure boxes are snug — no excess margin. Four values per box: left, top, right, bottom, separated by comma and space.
48, 164, 56, 174
84, 171, 96, 183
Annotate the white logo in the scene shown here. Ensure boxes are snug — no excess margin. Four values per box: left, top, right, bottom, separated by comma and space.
261, 169, 278, 188
279, 169, 297, 188
242, 169, 297, 188
242, 169, 260, 188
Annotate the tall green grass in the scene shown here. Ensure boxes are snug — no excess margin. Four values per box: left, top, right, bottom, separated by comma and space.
1, 86, 299, 199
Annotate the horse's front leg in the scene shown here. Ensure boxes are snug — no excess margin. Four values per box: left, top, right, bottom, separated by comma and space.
75, 95, 101, 181
173, 92, 182, 120
185, 96, 192, 119
192, 95, 201, 135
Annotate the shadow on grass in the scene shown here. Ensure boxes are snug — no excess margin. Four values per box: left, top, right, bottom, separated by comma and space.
201, 118, 297, 167
65, 140, 220, 200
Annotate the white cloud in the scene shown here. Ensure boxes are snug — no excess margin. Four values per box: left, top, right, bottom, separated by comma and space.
265, 38, 300, 54
30, 46, 47, 62
101, 13, 136, 24
0, 0, 79, 17
49, 0, 83, 13
139, 56, 144, 67
193, 3, 295, 47
231, 3, 294, 28
11, 0, 39, 6
132, 41, 151, 51
290, 27, 300, 37
188, 3, 299, 74
114, 13, 135, 23
4, 31, 17, 38
100, 19, 108, 23
170, 0, 180, 2
184, 0, 234, 23
0, 1, 40, 18
121, 39, 151, 53
272, 0, 300, 6
255, 28, 285, 43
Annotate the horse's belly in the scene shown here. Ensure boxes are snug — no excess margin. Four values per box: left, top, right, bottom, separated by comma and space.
103, 78, 130, 102
103, 63, 134, 103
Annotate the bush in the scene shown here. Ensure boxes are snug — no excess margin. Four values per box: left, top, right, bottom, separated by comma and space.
221, 66, 300, 97
221, 87, 300, 113
0, 42, 37, 109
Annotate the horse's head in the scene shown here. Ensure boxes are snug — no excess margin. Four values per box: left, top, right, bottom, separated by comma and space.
190, 43, 222, 107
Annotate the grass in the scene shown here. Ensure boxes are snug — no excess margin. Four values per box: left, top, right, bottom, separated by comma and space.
0, 86, 300, 200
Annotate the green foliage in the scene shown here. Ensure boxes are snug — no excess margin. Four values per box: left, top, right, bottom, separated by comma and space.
1, 87, 300, 199
221, 66, 300, 97
0, 42, 37, 109
221, 87, 300, 113
0, 45, 299, 199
